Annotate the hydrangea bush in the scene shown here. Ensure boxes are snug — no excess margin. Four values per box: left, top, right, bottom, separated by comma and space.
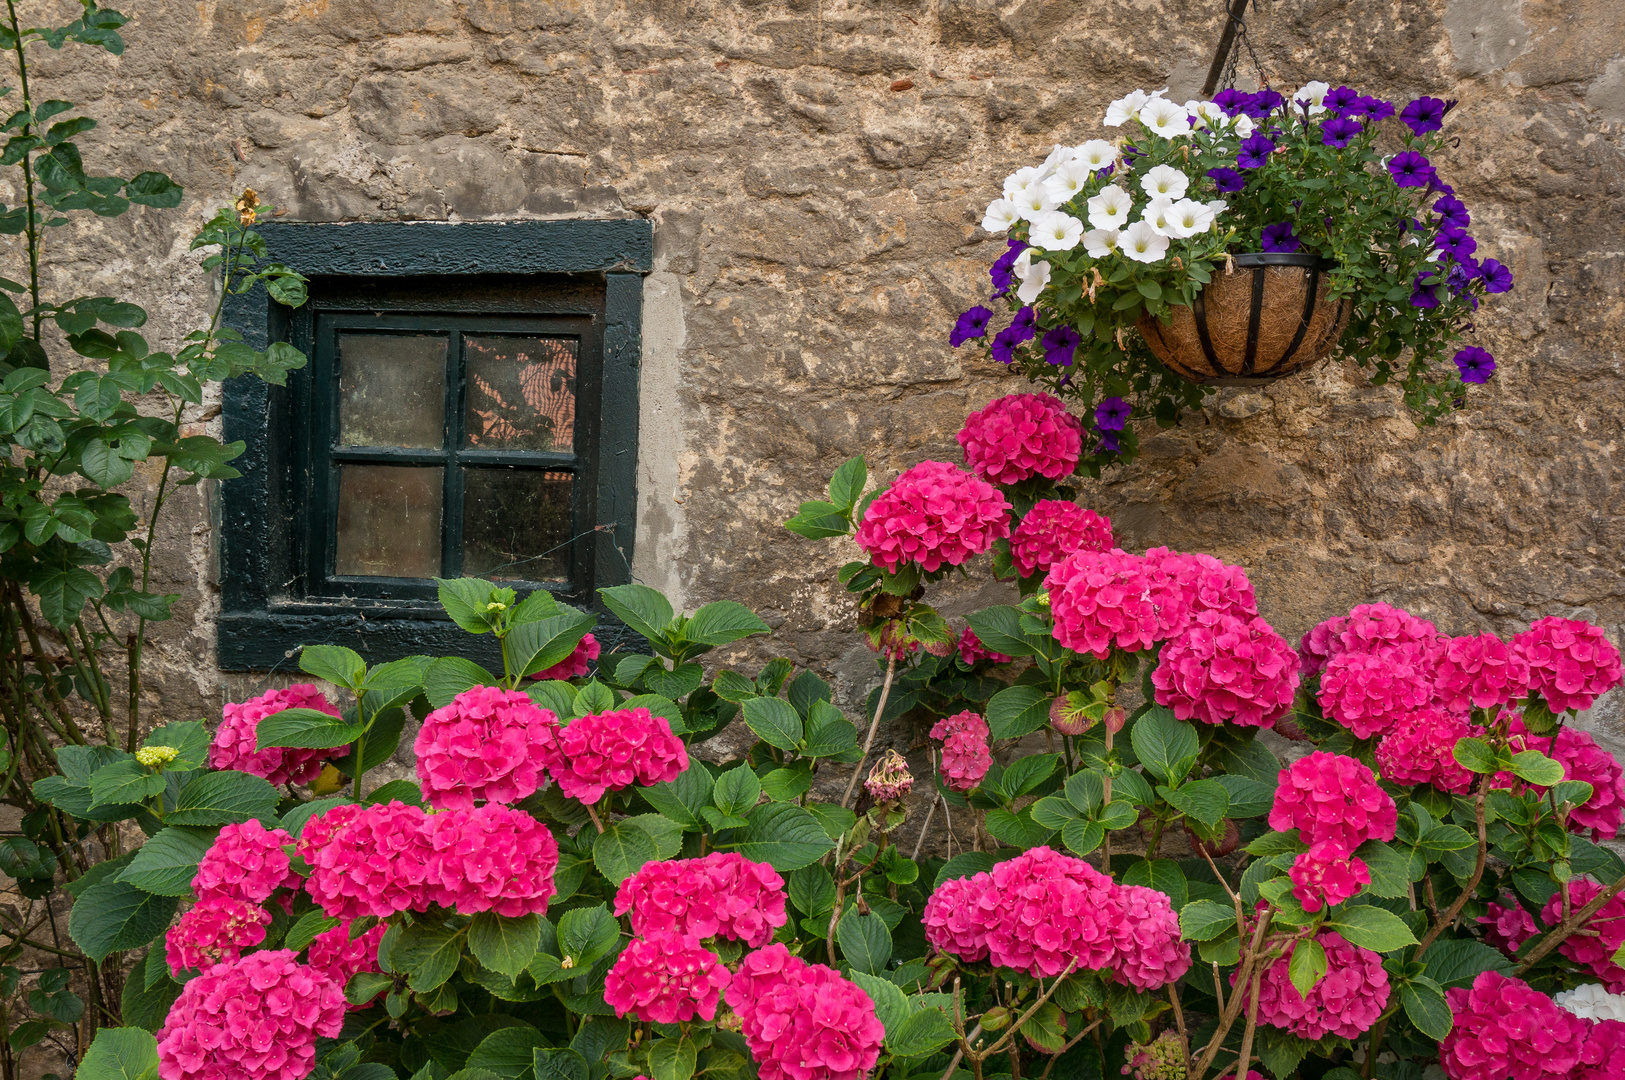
956, 83, 1515, 467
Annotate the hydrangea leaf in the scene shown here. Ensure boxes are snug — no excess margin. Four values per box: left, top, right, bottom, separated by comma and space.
1121, 858, 1188, 910
847, 970, 909, 1035
1131, 708, 1200, 784
466, 1024, 548, 1079
67, 881, 177, 963
76, 1026, 158, 1080
933, 851, 997, 889
1399, 975, 1453, 1041
534, 1048, 590, 1080
593, 821, 659, 885
510, 611, 595, 680
469, 913, 542, 980
167, 770, 277, 827
1178, 899, 1236, 942
712, 765, 762, 817
1421, 938, 1513, 988
598, 584, 675, 645
1288, 936, 1327, 998
1509, 749, 1565, 788
683, 601, 771, 647
116, 825, 213, 896
641, 766, 714, 830
647, 1036, 696, 1080
740, 696, 802, 752
734, 801, 836, 871
254, 707, 362, 752
1324, 904, 1418, 954
1353, 839, 1414, 899
986, 685, 1052, 742
886, 1007, 957, 1059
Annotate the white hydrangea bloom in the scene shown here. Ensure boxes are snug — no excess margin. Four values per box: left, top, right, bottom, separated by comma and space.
981, 198, 1021, 234
1105, 88, 1161, 126
1139, 97, 1192, 138
1013, 248, 1051, 303
1012, 181, 1058, 221
1120, 220, 1170, 263
1140, 196, 1176, 237
1086, 184, 1134, 230
1083, 228, 1120, 258
1294, 81, 1331, 115
1140, 164, 1190, 201
1073, 139, 1117, 170
1164, 198, 1216, 238
1043, 159, 1094, 203
1003, 165, 1043, 199
1030, 210, 1085, 251
1555, 984, 1625, 1022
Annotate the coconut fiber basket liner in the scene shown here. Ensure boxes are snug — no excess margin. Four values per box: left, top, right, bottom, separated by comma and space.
1136, 252, 1351, 385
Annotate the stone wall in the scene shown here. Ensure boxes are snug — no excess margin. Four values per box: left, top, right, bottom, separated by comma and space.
8, 0, 1623, 757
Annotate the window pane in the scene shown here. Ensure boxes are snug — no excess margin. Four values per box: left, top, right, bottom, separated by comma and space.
334, 465, 444, 578
462, 467, 571, 582
338, 333, 447, 449
464, 336, 577, 452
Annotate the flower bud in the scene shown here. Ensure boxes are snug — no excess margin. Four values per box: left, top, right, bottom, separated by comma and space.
1103, 706, 1126, 734
135, 745, 179, 768
864, 749, 913, 804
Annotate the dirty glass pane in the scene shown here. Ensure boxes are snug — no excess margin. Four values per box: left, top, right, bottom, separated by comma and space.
464, 336, 577, 452
334, 465, 443, 578
338, 333, 447, 449
462, 468, 572, 581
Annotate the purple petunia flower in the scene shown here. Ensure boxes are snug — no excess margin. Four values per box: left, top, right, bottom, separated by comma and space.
1010, 306, 1038, 343
1207, 167, 1245, 193
1425, 175, 1456, 198
1387, 150, 1436, 187
1042, 324, 1081, 366
1261, 221, 1300, 253
1361, 96, 1396, 122
1479, 258, 1514, 294
1213, 88, 1251, 117
1095, 396, 1131, 432
1435, 230, 1477, 263
1324, 86, 1363, 115
1251, 88, 1284, 116
1096, 164, 1116, 179
1094, 431, 1122, 454
1399, 96, 1454, 135
950, 306, 993, 347
1321, 115, 1363, 147
990, 325, 1023, 364
1453, 346, 1496, 383
1433, 195, 1470, 230
990, 239, 1025, 297
1237, 134, 1276, 169
1410, 272, 1441, 309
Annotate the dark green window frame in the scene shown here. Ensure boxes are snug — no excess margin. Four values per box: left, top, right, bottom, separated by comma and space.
218, 220, 651, 672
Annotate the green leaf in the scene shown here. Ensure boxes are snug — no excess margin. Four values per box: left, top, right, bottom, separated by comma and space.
1131, 707, 1199, 783
88, 760, 166, 808
1161, 778, 1229, 828
298, 643, 366, 689
167, 770, 278, 826
467, 1025, 548, 1079
964, 606, 1034, 659
1061, 818, 1106, 857
984, 807, 1054, 849
741, 696, 803, 752
1355, 840, 1414, 899
886, 1007, 957, 1058
77, 1027, 158, 1080
593, 820, 660, 884
534, 1049, 590, 1080
117, 825, 214, 896
255, 707, 363, 751
788, 864, 836, 917
641, 665, 702, 702
828, 456, 867, 511
685, 601, 771, 646
846, 970, 909, 1035
1453, 736, 1503, 774
68, 881, 177, 963
556, 904, 620, 968
648, 1036, 697, 1080
393, 922, 463, 992
802, 700, 859, 758
1179, 899, 1237, 941
142, 721, 209, 772
1030, 794, 1082, 830
1120, 858, 1187, 909
1421, 938, 1514, 988
1288, 937, 1327, 998
435, 577, 506, 633
837, 910, 892, 974
1324, 904, 1418, 954
469, 912, 542, 979
1400, 976, 1453, 1041
761, 765, 814, 802
735, 801, 836, 871
509, 611, 596, 679
599, 584, 674, 643
345, 972, 393, 1007
641, 767, 714, 829
934, 852, 996, 889
986, 685, 1051, 741
1002, 753, 1060, 798
281, 796, 351, 838
1510, 749, 1566, 787
424, 656, 499, 709
1212, 773, 1273, 818
713, 764, 763, 816
285, 910, 341, 953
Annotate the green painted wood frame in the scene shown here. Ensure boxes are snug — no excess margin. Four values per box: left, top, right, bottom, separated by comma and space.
218, 219, 651, 672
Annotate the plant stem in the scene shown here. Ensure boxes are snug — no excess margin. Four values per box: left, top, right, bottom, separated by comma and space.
3, 0, 39, 339
1414, 775, 1490, 958
1515, 874, 1625, 974
841, 653, 896, 808
1232, 966, 1262, 1080
911, 791, 940, 861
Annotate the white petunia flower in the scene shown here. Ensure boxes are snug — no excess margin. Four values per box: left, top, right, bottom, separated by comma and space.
1074, 139, 1117, 170
1120, 220, 1170, 263
1039, 143, 1075, 177
1140, 164, 1190, 201
1043, 159, 1094, 203
1030, 210, 1085, 251
1012, 181, 1058, 220
1003, 165, 1043, 199
1013, 248, 1052, 303
1083, 228, 1120, 258
1104, 89, 1151, 126
1140, 196, 1176, 236
1186, 100, 1226, 129
1139, 97, 1193, 138
1293, 81, 1331, 115
1206, 199, 1228, 216
1555, 984, 1625, 1023
981, 198, 1021, 234
1164, 198, 1216, 238
1086, 184, 1134, 230
1233, 114, 1256, 137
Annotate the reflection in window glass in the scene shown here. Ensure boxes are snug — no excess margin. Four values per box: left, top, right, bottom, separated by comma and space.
334, 465, 444, 578
462, 468, 572, 582
338, 334, 448, 449
464, 336, 577, 452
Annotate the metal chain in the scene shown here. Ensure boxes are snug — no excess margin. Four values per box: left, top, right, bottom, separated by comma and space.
1221, 0, 1271, 91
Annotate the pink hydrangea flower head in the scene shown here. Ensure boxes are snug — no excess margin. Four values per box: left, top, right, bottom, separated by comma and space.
1250, 932, 1388, 1040
552, 706, 689, 804
306, 922, 388, 1010
1151, 610, 1299, 728
156, 949, 346, 1080
957, 392, 1083, 486
427, 802, 560, 918
1336, 602, 1442, 660
1269, 751, 1397, 855
1541, 879, 1625, 992
1009, 500, 1113, 579
921, 873, 1001, 964
1575, 1019, 1625, 1080
854, 460, 1011, 574
165, 895, 270, 975
1480, 897, 1540, 958
958, 626, 1012, 667
413, 684, 564, 811
1142, 547, 1258, 623
1109, 883, 1192, 991
192, 819, 300, 905
724, 943, 885, 1080
1512, 617, 1624, 714
1298, 615, 1349, 677
983, 847, 1123, 978
614, 852, 788, 947
294, 802, 365, 864
603, 931, 731, 1024
1439, 971, 1590, 1080
1317, 643, 1435, 739
1046, 548, 1190, 659
303, 800, 436, 920
532, 632, 601, 681
1375, 708, 1477, 794
1288, 842, 1370, 913
211, 684, 348, 787
1434, 632, 1531, 712
930, 711, 991, 792
1505, 718, 1625, 840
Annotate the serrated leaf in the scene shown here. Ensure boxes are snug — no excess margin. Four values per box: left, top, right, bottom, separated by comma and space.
167, 770, 277, 826
1400, 976, 1453, 1040
733, 801, 835, 871
1179, 899, 1237, 941
469, 912, 542, 979
741, 696, 803, 752
1288, 937, 1327, 998
255, 707, 362, 751
593, 821, 659, 885
68, 881, 177, 963
886, 1007, 956, 1058
1324, 904, 1418, 954
986, 685, 1051, 741
117, 825, 214, 896
836, 910, 891, 974
1509, 749, 1565, 787
1131, 707, 1199, 783
684, 601, 771, 646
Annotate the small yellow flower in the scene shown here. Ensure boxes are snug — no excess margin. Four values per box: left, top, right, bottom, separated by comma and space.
1036, 590, 1051, 608
135, 746, 178, 767
234, 188, 260, 225
486, 601, 508, 613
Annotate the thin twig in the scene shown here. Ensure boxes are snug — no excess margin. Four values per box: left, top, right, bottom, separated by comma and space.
842, 653, 897, 808
1415, 776, 1490, 958
1515, 874, 1625, 973
911, 792, 941, 861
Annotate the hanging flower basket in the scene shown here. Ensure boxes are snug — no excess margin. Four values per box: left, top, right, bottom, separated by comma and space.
1136, 252, 1350, 384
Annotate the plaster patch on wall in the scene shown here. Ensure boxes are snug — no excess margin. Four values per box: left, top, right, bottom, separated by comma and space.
1588, 58, 1625, 123
632, 270, 689, 613
1444, 0, 1531, 76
